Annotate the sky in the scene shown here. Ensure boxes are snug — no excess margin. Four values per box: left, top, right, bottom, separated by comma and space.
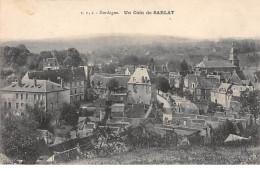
1, 0, 260, 42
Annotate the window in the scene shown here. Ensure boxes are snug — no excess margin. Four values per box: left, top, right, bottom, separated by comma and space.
4, 102, 7, 108
52, 85, 54, 89
192, 83, 195, 89
26, 94, 28, 100
34, 94, 36, 100
21, 94, 23, 100
16, 93, 18, 99
16, 103, 19, 109
38, 94, 41, 100
75, 89, 77, 94
8, 102, 11, 108
21, 103, 24, 108
56, 93, 58, 99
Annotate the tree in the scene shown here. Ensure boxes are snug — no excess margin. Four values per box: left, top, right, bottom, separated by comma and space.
248, 90, 259, 119
60, 102, 79, 126
64, 48, 82, 67
26, 103, 52, 130
1, 114, 41, 163
155, 76, 170, 93
180, 59, 189, 77
107, 78, 119, 92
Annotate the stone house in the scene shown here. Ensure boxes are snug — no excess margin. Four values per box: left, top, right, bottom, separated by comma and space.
1, 79, 70, 116
22, 67, 87, 103
127, 67, 157, 105
211, 83, 233, 109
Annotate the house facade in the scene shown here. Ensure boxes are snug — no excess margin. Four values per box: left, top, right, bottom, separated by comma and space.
211, 83, 233, 109
1, 79, 70, 116
22, 67, 87, 103
127, 67, 157, 105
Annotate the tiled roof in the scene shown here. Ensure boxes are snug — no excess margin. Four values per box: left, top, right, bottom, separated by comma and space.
196, 60, 237, 68
196, 77, 218, 89
26, 67, 85, 83
1, 79, 68, 93
126, 103, 145, 118
128, 68, 151, 84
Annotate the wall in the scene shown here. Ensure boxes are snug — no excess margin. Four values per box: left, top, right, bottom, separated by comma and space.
127, 83, 152, 105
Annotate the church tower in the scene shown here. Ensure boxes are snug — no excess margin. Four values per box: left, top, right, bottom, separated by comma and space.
228, 43, 239, 68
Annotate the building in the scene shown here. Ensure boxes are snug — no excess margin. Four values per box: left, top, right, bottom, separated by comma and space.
195, 59, 237, 75
22, 67, 87, 103
43, 57, 60, 71
194, 77, 219, 102
127, 67, 157, 105
1, 79, 70, 116
115, 65, 135, 75
183, 74, 197, 93
90, 73, 130, 98
153, 64, 169, 76
211, 83, 233, 109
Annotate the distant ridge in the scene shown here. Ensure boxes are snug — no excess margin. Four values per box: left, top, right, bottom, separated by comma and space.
0, 34, 196, 54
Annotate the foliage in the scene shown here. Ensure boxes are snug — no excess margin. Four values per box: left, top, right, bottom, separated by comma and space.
2, 45, 30, 66
26, 103, 52, 130
155, 76, 170, 93
107, 78, 119, 92
1, 115, 41, 163
179, 59, 189, 77
63, 48, 83, 67
102, 63, 116, 74
211, 119, 237, 146
59, 102, 80, 126
240, 90, 259, 119
119, 55, 139, 66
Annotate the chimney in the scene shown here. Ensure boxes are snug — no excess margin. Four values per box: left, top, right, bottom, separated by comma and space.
33, 78, 37, 86
17, 79, 22, 87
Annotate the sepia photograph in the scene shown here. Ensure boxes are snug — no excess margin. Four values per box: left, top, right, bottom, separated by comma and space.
0, 0, 259, 165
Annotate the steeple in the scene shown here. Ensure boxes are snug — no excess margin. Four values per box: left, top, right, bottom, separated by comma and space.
228, 43, 239, 68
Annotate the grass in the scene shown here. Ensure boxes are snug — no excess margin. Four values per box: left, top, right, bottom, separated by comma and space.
65, 146, 260, 165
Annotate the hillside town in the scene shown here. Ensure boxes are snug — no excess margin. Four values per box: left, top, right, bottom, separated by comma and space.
0, 42, 259, 164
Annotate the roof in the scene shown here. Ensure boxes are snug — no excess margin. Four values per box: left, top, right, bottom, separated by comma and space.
196, 77, 218, 89
1, 79, 68, 93
179, 102, 199, 111
92, 74, 130, 88
122, 65, 135, 73
111, 103, 125, 113
235, 69, 246, 80
196, 60, 237, 69
186, 74, 197, 82
220, 72, 232, 80
213, 83, 232, 93
0, 153, 12, 164
128, 68, 151, 84
154, 65, 167, 72
43, 58, 60, 67
224, 134, 249, 143
25, 67, 85, 83
126, 103, 146, 118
